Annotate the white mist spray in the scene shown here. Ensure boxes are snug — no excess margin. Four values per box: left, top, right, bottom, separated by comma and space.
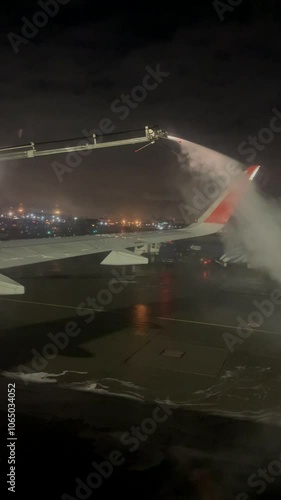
168, 135, 240, 175
171, 136, 281, 284
228, 184, 281, 282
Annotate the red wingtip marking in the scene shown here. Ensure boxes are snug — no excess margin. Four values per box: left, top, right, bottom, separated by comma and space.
205, 191, 240, 224
245, 165, 260, 179
205, 165, 260, 224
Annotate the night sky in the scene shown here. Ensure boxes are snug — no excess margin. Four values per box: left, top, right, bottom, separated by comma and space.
1, 1, 281, 218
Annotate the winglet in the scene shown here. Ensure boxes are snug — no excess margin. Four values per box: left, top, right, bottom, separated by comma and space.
201, 165, 260, 226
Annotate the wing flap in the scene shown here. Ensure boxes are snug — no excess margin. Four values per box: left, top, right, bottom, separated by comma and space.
101, 250, 148, 265
0, 274, 24, 295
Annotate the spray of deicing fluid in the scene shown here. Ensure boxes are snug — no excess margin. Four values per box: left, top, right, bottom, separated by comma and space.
169, 135, 281, 283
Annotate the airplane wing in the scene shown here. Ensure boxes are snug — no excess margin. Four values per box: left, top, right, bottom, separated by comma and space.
0, 165, 259, 295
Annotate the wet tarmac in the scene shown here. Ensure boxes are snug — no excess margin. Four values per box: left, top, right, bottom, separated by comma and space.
0, 254, 281, 498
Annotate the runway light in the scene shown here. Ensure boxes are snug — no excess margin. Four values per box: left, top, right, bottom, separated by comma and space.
203, 258, 212, 265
